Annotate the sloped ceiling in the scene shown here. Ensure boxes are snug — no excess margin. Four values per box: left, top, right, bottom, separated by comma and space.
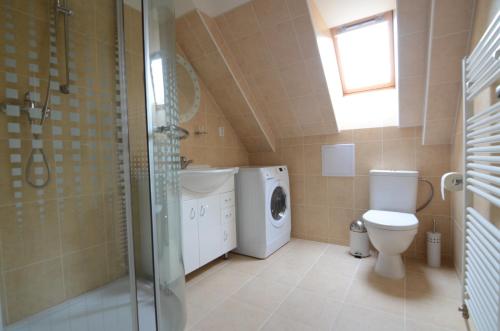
176, 10, 277, 152
176, 0, 475, 146
422, 0, 474, 145
176, 0, 338, 141
397, 0, 432, 128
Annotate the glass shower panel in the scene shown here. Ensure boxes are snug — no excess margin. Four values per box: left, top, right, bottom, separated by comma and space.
0, 0, 137, 330
143, 0, 187, 330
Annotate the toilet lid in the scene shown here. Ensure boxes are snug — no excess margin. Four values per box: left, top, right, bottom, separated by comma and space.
362, 210, 418, 231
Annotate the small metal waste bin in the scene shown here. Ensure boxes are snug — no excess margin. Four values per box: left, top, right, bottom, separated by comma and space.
349, 220, 370, 258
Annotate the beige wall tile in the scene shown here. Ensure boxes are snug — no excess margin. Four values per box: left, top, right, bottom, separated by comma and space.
432, 0, 474, 38
327, 177, 354, 209
399, 76, 426, 127
279, 63, 313, 98
0, 201, 60, 271
382, 139, 416, 170
305, 175, 328, 206
355, 142, 383, 175
292, 15, 319, 59
398, 32, 429, 78
416, 144, 451, 177
252, 0, 291, 29
290, 175, 305, 204
353, 128, 382, 142
428, 32, 469, 86
5, 259, 65, 323
303, 144, 321, 175
63, 245, 109, 298
263, 20, 303, 68
286, 0, 309, 18
219, 3, 260, 41
249, 126, 453, 256
354, 176, 370, 210
305, 205, 329, 242
291, 204, 307, 238
328, 208, 353, 245
397, 0, 431, 36
280, 145, 305, 174
426, 83, 461, 121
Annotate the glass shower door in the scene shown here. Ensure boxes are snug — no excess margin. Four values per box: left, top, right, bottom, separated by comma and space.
143, 0, 186, 330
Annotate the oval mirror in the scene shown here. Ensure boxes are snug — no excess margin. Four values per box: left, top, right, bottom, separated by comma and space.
177, 53, 201, 123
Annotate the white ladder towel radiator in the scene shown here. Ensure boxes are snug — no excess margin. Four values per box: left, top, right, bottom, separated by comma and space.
461, 10, 500, 331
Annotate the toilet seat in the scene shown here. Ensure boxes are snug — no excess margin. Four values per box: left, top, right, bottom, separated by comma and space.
363, 210, 418, 231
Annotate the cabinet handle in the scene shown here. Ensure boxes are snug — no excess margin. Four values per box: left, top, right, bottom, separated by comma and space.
200, 205, 206, 217
190, 208, 196, 220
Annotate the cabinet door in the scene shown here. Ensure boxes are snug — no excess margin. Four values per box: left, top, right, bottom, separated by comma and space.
198, 195, 222, 266
182, 200, 199, 274
222, 207, 237, 252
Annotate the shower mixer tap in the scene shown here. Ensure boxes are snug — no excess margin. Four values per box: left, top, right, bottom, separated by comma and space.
56, 0, 73, 16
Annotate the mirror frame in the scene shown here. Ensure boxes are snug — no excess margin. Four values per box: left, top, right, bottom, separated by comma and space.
176, 53, 201, 123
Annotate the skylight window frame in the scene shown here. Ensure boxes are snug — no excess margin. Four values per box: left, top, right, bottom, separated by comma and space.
331, 11, 396, 95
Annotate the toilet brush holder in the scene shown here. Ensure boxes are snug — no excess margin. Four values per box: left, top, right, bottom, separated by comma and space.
427, 231, 441, 267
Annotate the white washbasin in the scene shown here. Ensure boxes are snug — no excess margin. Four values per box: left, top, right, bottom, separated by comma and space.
179, 167, 239, 193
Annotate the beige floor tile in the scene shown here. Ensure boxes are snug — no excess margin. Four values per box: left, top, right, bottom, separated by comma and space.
194, 267, 253, 297
231, 276, 293, 310
405, 319, 457, 331
186, 258, 230, 287
406, 267, 461, 300
313, 246, 361, 277
332, 304, 404, 331
405, 290, 467, 331
257, 259, 312, 286
185, 239, 467, 331
275, 288, 343, 330
297, 266, 352, 300
193, 299, 270, 331
186, 282, 227, 311
345, 268, 405, 315
186, 303, 212, 330
260, 314, 316, 331
224, 253, 270, 275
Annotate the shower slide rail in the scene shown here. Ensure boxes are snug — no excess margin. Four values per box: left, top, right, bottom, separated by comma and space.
461, 10, 500, 331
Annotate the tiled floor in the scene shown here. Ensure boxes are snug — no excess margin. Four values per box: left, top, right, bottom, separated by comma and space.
186, 239, 470, 331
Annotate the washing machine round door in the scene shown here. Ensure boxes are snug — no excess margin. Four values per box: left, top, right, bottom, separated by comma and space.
270, 185, 287, 226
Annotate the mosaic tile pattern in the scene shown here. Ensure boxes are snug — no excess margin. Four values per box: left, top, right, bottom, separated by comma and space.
0, 0, 131, 325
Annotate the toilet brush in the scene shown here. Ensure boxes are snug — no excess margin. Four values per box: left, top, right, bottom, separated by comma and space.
427, 219, 441, 267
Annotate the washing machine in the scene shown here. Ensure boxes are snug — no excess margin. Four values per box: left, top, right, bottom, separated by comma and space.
234, 166, 291, 258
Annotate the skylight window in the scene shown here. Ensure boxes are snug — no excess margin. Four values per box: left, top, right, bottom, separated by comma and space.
332, 12, 395, 95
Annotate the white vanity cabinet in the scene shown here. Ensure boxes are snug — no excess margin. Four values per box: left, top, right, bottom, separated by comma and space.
181, 176, 237, 275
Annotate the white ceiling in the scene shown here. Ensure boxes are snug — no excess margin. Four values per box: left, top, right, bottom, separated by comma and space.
176, 0, 253, 17
315, 0, 396, 28
124, 0, 252, 17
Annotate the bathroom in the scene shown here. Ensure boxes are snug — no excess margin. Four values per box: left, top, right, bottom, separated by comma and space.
0, 0, 499, 330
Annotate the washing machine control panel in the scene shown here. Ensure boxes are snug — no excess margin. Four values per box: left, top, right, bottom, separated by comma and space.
263, 166, 288, 179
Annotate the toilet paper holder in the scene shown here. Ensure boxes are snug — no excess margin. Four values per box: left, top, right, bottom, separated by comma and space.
441, 172, 463, 200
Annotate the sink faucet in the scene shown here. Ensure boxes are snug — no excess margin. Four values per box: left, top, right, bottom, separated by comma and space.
180, 156, 193, 169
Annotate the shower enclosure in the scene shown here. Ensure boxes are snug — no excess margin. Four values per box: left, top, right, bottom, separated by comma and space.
0, 0, 185, 330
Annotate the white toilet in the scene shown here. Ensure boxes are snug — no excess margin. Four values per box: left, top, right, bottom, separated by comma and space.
362, 170, 419, 279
